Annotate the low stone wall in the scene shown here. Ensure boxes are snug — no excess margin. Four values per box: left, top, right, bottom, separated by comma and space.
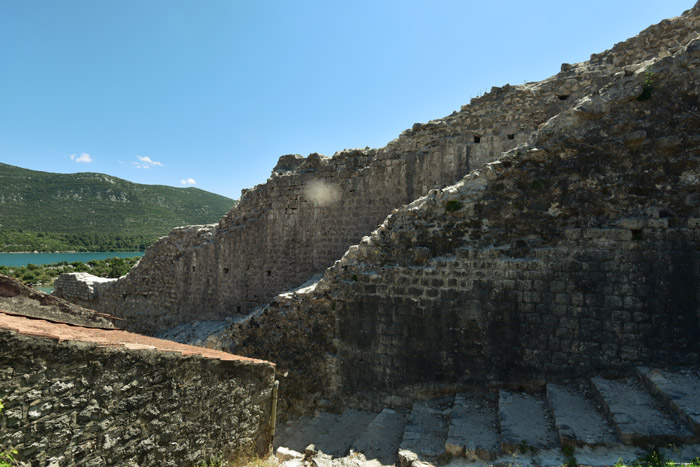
0, 274, 116, 328
0, 311, 276, 466
51, 272, 116, 306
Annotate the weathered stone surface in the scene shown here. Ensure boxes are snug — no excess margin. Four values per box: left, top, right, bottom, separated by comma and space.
276, 446, 303, 463
400, 398, 452, 460
275, 413, 340, 454
546, 383, 618, 447
591, 377, 696, 445
637, 367, 700, 435
498, 391, 559, 452
352, 408, 407, 466
0, 311, 276, 466
314, 409, 377, 457
0, 274, 115, 328
445, 392, 500, 460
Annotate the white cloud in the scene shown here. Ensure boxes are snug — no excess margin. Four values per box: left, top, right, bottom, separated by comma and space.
180, 178, 196, 185
131, 155, 164, 169
70, 153, 93, 163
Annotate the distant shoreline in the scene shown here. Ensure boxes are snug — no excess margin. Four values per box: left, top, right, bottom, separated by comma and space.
0, 251, 145, 269
0, 250, 145, 254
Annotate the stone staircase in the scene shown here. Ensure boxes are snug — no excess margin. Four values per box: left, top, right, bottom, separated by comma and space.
274, 367, 700, 466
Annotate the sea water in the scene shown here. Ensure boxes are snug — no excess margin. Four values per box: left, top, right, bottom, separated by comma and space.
0, 251, 144, 268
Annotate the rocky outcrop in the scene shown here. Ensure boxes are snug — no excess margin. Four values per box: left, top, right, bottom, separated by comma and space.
55, 3, 700, 335
225, 12, 700, 419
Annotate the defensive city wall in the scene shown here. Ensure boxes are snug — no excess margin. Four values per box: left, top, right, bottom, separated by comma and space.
51, 2, 700, 422
229, 24, 700, 417
54, 3, 700, 337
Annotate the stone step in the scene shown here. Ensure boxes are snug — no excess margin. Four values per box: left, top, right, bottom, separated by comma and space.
546, 382, 618, 447
498, 390, 559, 453
444, 392, 500, 461
275, 412, 342, 453
591, 376, 696, 445
275, 414, 311, 452
637, 367, 700, 436
313, 409, 378, 457
352, 408, 408, 466
398, 397, 453, 465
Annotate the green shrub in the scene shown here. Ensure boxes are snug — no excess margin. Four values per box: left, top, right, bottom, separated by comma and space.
20, 271, 36, 283
638, 70, 654, 101
530, 179, 544, 191
445, 200, 462, 212
612, 449, 700, 467
0, 399, 18, 467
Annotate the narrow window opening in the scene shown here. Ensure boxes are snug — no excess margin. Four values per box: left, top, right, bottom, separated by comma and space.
507, 133, 515, 140
237, 306, 241, 313
223, 267, 230, 274
192, 266, 195, 272
631, 229, 643, 241
267, 270, 272, 277
558, 94, 570, 101
473, 135, 481, 143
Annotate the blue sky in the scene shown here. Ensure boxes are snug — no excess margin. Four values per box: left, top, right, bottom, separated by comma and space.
0, 1, 693, 200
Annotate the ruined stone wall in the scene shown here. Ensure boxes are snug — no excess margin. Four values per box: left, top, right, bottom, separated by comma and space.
331, 225, 700, 395
0, 274, 116, 328
54, 102, 539, 334
0, 312, 276, 466
590, 2, 700, 68
228, 33, 700, 416
54, 4, 700, 338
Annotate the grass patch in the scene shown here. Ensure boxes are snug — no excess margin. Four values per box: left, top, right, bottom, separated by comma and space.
613, 449, 699, 467
195, 455, 278, 467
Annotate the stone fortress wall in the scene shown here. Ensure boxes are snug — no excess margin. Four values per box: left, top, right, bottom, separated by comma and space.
52, 6, 697, 334
52, 1, 700, 420
0, 307, 276, 466
55, 3, 700, 336
227, 6, 700, 418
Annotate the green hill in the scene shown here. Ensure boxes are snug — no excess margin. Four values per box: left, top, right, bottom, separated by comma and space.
0, 163, 235, 252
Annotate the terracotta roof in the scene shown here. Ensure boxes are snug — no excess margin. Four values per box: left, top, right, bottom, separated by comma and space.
0, 310, 274, 366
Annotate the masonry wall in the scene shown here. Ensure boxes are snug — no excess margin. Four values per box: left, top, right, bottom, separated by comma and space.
53, 4, 700, 336
0, 316, 276, 466
52, 43, 612, 335
333, 226, 700, 394
231, 223, 700, 416
228, 33, 700, 416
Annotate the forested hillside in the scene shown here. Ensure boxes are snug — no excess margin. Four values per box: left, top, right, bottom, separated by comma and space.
0, 163, 235, 251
